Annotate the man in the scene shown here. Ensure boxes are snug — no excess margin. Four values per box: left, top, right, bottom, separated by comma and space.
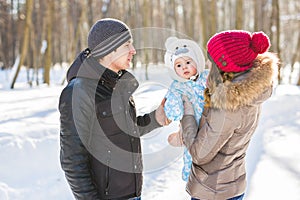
59, 18, 169, 200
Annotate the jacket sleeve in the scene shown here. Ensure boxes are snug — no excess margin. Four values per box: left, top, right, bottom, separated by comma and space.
181, 108, 237, 165
136, 110, 162, 136
59, 83, 100, 200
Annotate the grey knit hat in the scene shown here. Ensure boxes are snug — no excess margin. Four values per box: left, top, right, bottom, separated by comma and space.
87, 18, 132, 58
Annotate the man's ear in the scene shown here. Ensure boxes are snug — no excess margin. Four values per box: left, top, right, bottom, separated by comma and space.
99, 52, 113, 66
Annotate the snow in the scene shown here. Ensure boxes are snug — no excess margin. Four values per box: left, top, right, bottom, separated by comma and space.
0, 66, 300, 200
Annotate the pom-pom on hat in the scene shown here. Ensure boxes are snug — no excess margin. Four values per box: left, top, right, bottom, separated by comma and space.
164, 37, 205, 82
87, 18, 132, 59
207, 30, 270, 73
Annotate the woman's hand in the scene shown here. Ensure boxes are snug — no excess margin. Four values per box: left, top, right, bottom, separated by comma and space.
167, 129, 184, 147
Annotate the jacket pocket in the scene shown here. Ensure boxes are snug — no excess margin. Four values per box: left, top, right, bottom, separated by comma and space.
105, 167, 136, 197
217, 155, 246, 185
192, 163, 208, 183
192, 163, 217, 192
96, 99, 127, 136
105, 150, 111, 195
105, 165, 110, 195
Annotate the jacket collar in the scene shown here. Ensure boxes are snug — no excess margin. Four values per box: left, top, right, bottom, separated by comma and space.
66, 50, 139, 92
66, 49, 120, 83
210, 52, 278, 111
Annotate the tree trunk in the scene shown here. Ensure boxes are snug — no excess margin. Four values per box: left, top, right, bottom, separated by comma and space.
199, 0, 208, 52
270, 0, 281, 84
10, 0, 33, 89
171, 0, 178, 30
87, 0, 94, 27
189, 0, 195, 39
210, 0, 217, 36
290, 32, 300, 84
254, 0, 262, 31
275, 0, 281, 84
143, 0, 150, 80
236, 0, 243, 29
11, 0, 16, 67
79, 1, 88, 51
43, 0, 54, 85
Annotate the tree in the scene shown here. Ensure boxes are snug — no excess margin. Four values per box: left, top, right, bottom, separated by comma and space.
270, 0, 281, 83
10, 0, 33, 89
199, 0, 208, 51
291, 32, 300, 84
3, 0, 300, 88
43, 0, 54, 85
236, 0, 244, 29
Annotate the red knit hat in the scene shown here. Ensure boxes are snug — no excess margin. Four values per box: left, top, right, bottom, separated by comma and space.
207, 30, 270, 72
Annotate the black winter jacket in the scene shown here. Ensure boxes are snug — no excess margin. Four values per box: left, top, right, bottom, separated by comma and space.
59, 51, 161, 199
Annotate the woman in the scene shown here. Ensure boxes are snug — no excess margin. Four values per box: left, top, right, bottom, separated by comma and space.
180, 30, 279, 200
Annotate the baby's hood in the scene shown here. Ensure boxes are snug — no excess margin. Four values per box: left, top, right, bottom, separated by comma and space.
164, 37, 205, 82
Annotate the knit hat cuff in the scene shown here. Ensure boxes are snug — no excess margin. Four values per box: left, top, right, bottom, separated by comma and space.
207, 30, 270, 73
91, 30, 131, 58
170, 47, 198, 69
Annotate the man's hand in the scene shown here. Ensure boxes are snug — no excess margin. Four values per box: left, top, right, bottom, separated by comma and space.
155, 98, 172, 126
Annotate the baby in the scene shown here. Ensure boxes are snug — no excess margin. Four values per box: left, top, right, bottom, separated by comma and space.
164, 37, 209, 181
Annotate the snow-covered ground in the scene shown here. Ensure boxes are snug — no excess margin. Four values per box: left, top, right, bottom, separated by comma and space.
0, 66, 300, 200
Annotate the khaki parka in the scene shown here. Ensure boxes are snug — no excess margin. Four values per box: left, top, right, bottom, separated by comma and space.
181, 52, 278, 200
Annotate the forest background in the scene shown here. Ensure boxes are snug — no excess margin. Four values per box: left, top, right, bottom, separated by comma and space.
0, 0, 299, 88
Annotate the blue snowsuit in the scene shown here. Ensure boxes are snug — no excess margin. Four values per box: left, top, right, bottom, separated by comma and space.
164, 69, 209, 181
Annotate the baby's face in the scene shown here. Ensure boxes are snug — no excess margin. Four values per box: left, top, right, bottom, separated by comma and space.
174, 56, 197, 80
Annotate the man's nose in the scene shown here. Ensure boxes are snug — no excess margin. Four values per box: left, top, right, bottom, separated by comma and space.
129, 44, 136, 55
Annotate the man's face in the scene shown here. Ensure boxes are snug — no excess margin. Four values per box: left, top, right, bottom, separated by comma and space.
108, 40, 136, 72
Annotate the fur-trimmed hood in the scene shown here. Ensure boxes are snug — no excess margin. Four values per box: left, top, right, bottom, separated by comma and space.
209, 52, 279, 111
